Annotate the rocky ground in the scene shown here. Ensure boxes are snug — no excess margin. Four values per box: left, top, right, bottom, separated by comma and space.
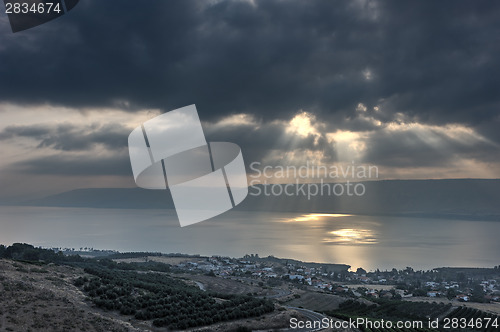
0, 259, 146, 332
0, 259, 317, 332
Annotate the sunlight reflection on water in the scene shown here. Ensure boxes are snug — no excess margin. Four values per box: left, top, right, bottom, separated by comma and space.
1, 207, 499, 271
325, 228, 378, 244
280, 213, 352, 222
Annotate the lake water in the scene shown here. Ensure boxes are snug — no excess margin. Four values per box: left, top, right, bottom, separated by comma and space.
0, 206, 498, 271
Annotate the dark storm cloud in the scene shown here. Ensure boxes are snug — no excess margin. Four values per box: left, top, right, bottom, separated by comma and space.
0, 123, 130, 151
1, 0, 499, 130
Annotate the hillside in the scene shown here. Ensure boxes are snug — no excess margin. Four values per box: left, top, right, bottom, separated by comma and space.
16, 179, 500, 220
0, 259, 141, 332
0, 258, 300, 332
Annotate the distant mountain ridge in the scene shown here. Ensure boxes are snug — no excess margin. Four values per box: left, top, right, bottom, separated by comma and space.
18, 179, 500, 220
20, 188, 175, 210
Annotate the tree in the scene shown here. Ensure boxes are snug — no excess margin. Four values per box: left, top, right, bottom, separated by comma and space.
471, 284, 485, 303
446, 288, 457, 300
413, 288, 426, 297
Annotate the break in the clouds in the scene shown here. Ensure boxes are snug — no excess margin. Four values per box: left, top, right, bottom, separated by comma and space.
0, 0, 499, 199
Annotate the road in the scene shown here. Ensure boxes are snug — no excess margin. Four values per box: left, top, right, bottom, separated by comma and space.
284, 306, 328, 332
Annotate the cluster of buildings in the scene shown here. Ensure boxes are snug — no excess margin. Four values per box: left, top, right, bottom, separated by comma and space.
173, 255, 500, 304
420, 279, 500, 302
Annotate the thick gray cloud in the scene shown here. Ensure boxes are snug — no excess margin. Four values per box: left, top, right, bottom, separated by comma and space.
0, 123, 130, 151
362, 127, 500, 167
0, 0, 499, 195
1, 0, 499, 129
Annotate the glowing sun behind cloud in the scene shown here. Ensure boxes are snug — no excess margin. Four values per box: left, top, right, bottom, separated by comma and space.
287, 111, 321, 138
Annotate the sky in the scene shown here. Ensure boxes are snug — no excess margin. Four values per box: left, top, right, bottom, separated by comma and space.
0, 0, 499, 201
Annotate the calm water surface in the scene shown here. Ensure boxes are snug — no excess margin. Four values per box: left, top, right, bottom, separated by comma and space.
0, 206, 498, 271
